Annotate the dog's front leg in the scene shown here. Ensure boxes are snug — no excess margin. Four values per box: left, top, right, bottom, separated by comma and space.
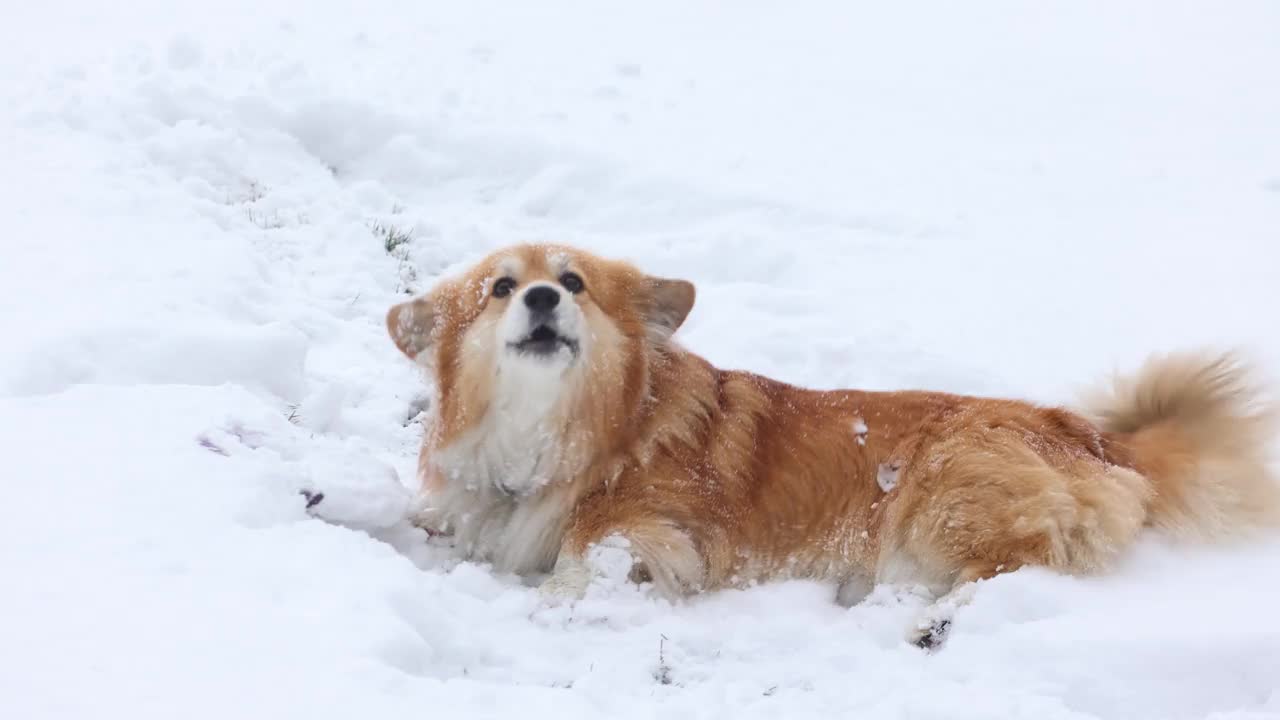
537, 538, 625, 602
539, 512, 706, 602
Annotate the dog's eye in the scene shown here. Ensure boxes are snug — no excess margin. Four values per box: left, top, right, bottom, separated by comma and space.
559, 272, 584, 294
492, 277, 517, 298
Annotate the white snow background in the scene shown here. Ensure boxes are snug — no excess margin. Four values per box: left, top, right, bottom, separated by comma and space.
3, 2, 1280, 718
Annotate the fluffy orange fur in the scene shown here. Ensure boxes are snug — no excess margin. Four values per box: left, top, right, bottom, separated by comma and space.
388, 244, 1280, 647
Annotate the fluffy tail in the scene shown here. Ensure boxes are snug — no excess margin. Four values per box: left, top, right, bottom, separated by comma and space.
1085, 351, 1280, 540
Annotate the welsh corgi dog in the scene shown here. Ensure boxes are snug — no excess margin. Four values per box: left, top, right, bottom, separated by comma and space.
387, 243, 1279, 648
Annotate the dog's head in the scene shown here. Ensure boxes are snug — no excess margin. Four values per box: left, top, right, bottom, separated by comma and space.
386, 244, 695, 446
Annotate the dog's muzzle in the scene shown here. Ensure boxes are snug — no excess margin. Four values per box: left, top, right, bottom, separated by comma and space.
510, 323, 578, 357
507, 286, 579, 357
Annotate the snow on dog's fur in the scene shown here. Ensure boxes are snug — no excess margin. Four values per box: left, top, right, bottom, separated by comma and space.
388, 244, 1280, 647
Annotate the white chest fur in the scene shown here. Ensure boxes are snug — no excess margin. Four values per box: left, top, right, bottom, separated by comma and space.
423, 357, 582, 574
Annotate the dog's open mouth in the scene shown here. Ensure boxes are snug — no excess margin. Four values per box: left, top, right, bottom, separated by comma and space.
510, 324, 578, 357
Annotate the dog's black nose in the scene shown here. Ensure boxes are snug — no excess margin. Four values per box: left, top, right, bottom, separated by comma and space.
523, 285, 560, 312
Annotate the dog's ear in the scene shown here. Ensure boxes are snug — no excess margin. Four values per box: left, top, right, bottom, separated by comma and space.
386, 296, 437, 360
645, 277, 696, 339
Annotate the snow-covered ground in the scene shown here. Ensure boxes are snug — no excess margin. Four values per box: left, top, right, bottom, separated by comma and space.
3, 2, 1279, 718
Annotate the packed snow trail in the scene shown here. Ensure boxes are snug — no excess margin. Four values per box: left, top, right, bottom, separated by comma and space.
3, 2, 1280, 719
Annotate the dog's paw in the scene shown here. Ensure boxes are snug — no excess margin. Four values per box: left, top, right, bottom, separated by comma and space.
537, 569, 590, 605
908, 581, 976, 651
529, 569, 590, 626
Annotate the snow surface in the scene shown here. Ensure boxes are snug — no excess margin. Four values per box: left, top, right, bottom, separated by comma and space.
3, 1, 1280, 718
